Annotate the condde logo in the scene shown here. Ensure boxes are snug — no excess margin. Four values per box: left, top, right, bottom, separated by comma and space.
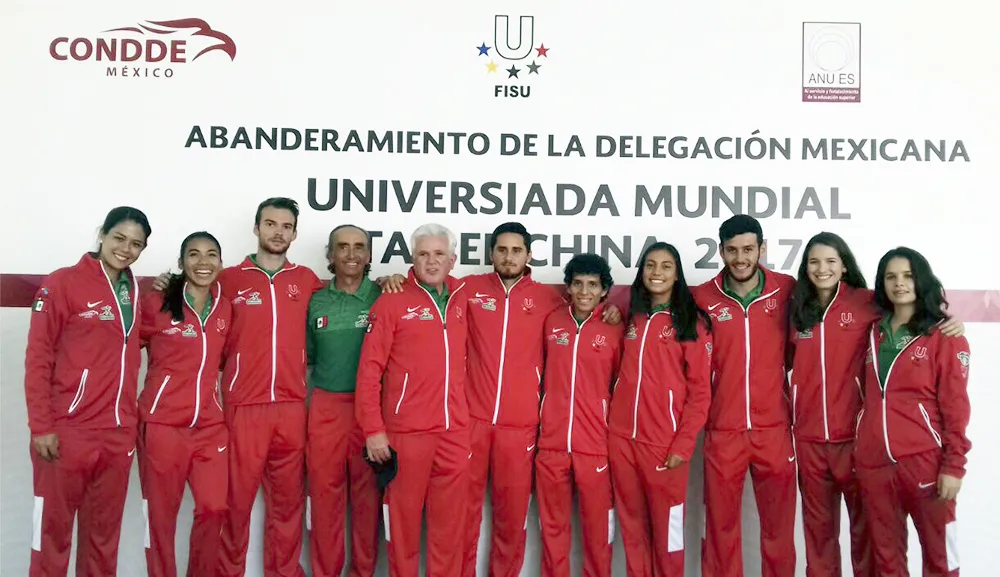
49, 18, 236, 79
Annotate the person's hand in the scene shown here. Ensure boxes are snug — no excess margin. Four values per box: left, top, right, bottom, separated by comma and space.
602, 304, 623, 325
365, 432, 392, 463
938, 316, 965, 337
937, 473, 962, 500
32, 433, 59, 461
664, 453, 686, 469
151, 271, 172, 292
375, 274, 406, 294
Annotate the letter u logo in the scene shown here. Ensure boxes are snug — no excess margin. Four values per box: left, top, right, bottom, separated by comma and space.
594, 335, 606, 346
914, 346, 927, 359
494, 15, 534, 60
841, 312, 854, 324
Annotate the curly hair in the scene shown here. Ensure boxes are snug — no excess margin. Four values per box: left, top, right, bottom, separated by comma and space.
563, 253, 613, 295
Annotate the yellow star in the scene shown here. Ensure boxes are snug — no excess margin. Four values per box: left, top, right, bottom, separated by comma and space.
486, 61, 498, 73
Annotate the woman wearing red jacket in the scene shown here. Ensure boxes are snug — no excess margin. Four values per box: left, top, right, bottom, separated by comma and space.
138, 231, 232, 577
607, 242, 712, 576
536, 253, 624, 577
25, 206, 151, 577
788, 233, 964, 577
855, 247, 971, 576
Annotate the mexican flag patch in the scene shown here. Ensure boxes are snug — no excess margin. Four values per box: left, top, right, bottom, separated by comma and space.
316, 316, 328, 329
32, 299, 44, 312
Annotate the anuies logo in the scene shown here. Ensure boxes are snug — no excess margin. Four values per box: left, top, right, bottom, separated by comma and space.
49, 18, 236, 79
476, 15, 549, 98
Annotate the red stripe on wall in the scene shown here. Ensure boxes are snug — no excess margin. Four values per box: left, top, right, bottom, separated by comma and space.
4, 273, 1000, 322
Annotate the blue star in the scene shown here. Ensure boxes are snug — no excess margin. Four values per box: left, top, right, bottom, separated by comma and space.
477, 42, 490, 56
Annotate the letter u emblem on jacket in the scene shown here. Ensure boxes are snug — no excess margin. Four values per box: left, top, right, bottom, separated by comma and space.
840, 312, 854, 324
914, 346, 928, 359
766, 298, 777, 310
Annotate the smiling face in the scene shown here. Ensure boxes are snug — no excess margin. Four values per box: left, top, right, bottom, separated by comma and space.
883, 256, 916, 307
492, 232, 530, 280
329, 226, 371, 279
642, 249, 677, 303
413, 234, 456, 286
568, 273, 608, 317
98, 220, 147, 274
720, 232, 762, 283
180, 237, 222, 289
806, 243, 847, 292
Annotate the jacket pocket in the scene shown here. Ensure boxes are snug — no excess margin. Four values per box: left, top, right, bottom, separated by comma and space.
394, 373, 409, 414
149, 375, 171, 414
668, 389, 677, 432
854, 408, 865, 438
918, 402, 943, 447
68, 368, 89, 413
227, 353, 241, 392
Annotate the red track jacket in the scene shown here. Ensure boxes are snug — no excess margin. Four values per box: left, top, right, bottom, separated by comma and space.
355, 268, 469, 436
538, 304, 624, 456
856, 324, 972, 478
24, 253, 142, 434
139, 284, 232, 428
219, 256, 322, 406
608, 310, 713, 459
463, 270, 566, 428
789, 283, 880, 443
692, 268, 796, 432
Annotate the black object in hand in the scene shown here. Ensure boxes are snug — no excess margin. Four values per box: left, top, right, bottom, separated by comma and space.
363, 446, 398, 490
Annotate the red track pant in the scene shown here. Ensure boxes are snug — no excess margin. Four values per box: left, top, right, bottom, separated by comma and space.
138, 422, 228, 577
535, 449, 614, 577
462, 418, 537, 577
306, 391, 380, 577
218, 402, 307, 577
797, 441, 873, 577
383, 429, 471, 577
608, 435, 688, 576
702, 428, 797, 577
29, 426, 134, 577
857, 450, 960, 576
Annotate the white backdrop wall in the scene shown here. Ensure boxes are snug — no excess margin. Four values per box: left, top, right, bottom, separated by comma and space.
2, 0, 998, 575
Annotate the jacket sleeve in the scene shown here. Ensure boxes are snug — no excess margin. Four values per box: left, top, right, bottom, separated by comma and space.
139, 292, 159, 348
24, 275, 68, 436
671, 321, 713, 460
937, 335, 972, 478
355, 296, 396, 437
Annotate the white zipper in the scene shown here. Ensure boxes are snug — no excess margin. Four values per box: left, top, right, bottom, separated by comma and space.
918, 403, 943, 447
395, 373, 409, 414
149, 375, 171, 414
854, 408, 865, 437
182, 282, 220, 427
869, 326, 919, 464
855, 376, 862, 398
98, 267, 135, 427
714, 279, 780, 431
535, 366, 541, 386
243, 266, 296, 403
791, 384, 798, 426
539, 394, 546, 424
818, 283, 841, 441
228, 352, 241, 391
416, 282, 466, 430
668, 389, 677, 432
631, 313, 666, 439
601, 399, 608, 425
567, 309, 594, 453
68, 368, 89, 413
492, 275, 524, 425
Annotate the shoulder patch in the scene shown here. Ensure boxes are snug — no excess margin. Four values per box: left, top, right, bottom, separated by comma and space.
957, 351, 970, 367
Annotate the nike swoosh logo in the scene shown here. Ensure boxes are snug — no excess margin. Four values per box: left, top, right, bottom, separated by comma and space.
708, 303, 721, 311
87, 300, 102, 308
475, 292, 491, 298
655, 465, 669, 472
218, 446, 227, 453
127, 448, 136, 457
526, 444, 536, 452
551, 327, 564, 333
918, 481, 935, 489
171, 319, 182, 325
788, 455, 796, 462
237, 288, 252, 295
407, 306, 420, 313
596, 465, 608, 473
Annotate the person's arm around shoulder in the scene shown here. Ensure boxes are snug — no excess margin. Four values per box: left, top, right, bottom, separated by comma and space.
25, 273, 70, 461
935, 333, 972, 500
356, 294, 398, 463
139, 290, 162, 349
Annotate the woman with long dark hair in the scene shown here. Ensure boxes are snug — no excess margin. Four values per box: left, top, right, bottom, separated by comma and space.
606, 242, 712, 576
25, 206, 151, 576
788, 233, 963, 577
855, 247, 971, 575
138, 231, 232, 577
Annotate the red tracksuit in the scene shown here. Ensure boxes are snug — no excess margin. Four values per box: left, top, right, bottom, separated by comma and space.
788, 283, 878, 577
24, 253, 141, 577
461, 270, 566, 577
355, 268, 471, 577
536, 304, 624, 577
138, 285, 232, 577
855, 324, 971, 576
217, 256, 323, 577
692, 268, 797, 577
607, 309, 713, 576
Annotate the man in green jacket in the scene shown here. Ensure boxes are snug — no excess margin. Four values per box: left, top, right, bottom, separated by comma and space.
305, 224, 381, 577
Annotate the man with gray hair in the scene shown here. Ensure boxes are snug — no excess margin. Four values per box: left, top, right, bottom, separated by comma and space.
355, 223, 471, 577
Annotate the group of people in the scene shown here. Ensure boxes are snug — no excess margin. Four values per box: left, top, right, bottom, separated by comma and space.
23, 196, 972, 577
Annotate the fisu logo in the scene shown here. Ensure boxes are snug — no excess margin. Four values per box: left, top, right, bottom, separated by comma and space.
494, 16, 534, 60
